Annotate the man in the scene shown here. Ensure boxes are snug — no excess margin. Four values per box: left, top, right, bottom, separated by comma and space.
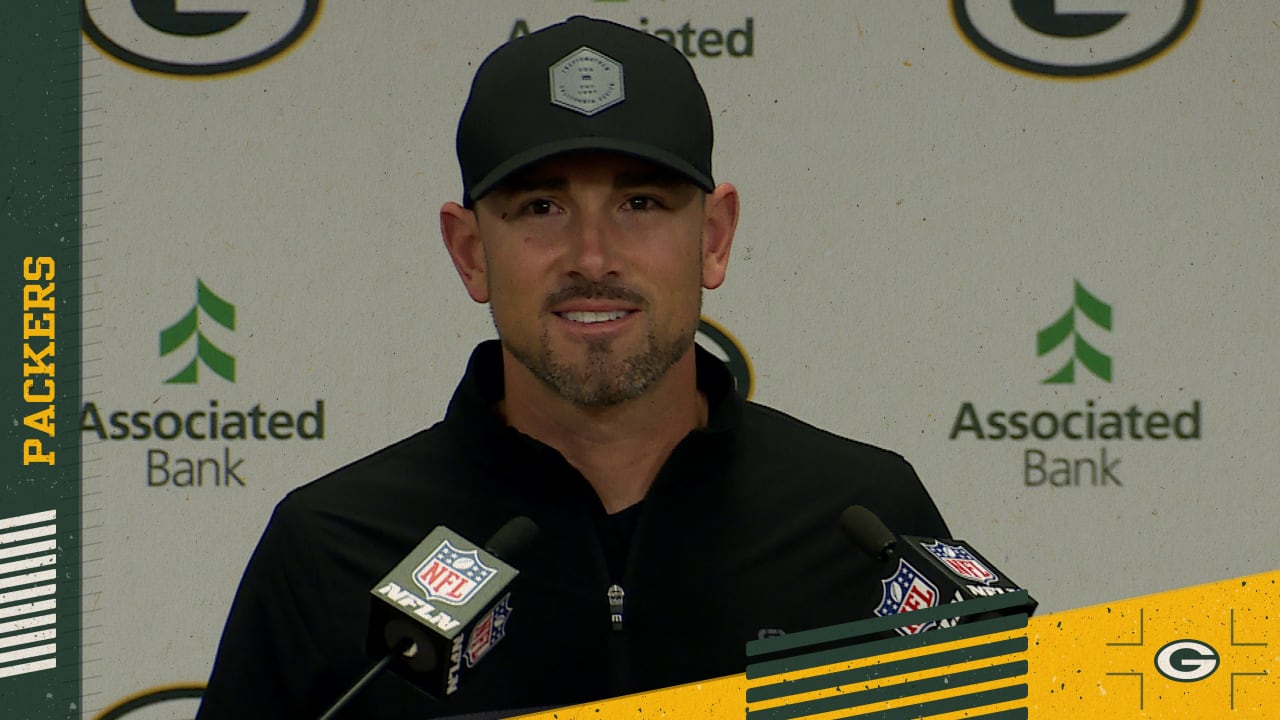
197, 16, 949, 719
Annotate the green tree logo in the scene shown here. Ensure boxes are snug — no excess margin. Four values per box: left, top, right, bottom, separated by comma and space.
160, 279, 236, 383
1037, 280, 1112, 383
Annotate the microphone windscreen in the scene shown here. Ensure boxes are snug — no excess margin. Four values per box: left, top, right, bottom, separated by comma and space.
839, 505, 897, 560
484, 516, 539, 564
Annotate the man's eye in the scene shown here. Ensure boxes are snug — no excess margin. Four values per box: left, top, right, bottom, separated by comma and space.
527, 199, 555, 215
626, 196, 659, 211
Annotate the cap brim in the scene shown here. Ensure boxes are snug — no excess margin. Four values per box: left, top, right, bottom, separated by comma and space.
467, 137, 715, 204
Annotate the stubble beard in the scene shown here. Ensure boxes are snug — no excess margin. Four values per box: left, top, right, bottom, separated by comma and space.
497, 305, 699, 408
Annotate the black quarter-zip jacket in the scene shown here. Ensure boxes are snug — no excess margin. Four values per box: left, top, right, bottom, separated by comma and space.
197, 341, 950, 719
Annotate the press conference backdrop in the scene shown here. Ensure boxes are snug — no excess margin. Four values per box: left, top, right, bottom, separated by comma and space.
3, 1, 1276, 717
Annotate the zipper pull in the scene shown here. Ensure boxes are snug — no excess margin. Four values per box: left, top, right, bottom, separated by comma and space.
607, 584, 625, 631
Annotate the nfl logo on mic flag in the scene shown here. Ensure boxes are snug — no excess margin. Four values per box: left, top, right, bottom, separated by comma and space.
923, 540, 1000, 584
876, 559, 942, 635
414, 539, 497, 606
465, 594, 513, 668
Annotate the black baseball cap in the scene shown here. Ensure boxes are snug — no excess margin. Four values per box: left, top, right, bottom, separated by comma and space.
456, 16, 715, 206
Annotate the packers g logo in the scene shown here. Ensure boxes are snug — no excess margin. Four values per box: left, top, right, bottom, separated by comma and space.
94, 684, 204, 719
1154, 639, 1220, 682
82, 1, 321, 76
952, 0, 1198, 77
696, 317, 753, 400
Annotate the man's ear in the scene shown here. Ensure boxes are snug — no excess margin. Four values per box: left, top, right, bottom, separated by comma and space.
701, 183, 739, 290
440, 201, 489, 303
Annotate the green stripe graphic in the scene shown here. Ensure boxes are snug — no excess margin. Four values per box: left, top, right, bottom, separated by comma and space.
745, 595, 1031, 718
747, 591, 1031, 658
0, 2, 83, 718
746, 613, 1028, 679
827, 683, 1028, 720
747, 636, 1028, 702
746, 661, 1028, 720
963, 710, 1028, 720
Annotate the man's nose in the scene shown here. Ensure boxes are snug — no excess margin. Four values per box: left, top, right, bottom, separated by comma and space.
565, 208, 620, 280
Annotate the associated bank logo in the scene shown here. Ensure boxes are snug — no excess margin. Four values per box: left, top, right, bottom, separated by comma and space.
509, 14, 755, 59
950, 279, 1203, 489
952, 0, 1198, 78
82, 1, 321, 76
81, 275, 327, 490
161, 279, 235, 384
1037, 279, 1111, 384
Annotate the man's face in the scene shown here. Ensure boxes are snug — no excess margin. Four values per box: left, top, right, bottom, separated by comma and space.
468, 153, 714, 407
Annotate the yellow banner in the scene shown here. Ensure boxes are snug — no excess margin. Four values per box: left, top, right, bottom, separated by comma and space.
520, 570, 1277, 719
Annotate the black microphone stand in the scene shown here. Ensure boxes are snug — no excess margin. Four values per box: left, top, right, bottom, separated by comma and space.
317, 637, 415, 720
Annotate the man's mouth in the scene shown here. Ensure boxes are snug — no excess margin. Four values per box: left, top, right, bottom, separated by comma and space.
557, 310, 632, 324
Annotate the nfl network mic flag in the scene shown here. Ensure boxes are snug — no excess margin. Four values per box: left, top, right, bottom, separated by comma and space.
874, 536, 1036, 634
368, 526, 519, 697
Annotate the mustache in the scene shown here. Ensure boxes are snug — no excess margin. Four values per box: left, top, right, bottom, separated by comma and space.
544, 279, 647, 309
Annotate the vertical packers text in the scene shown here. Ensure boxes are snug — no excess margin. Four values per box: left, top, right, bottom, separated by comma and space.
22, 257, 57, 466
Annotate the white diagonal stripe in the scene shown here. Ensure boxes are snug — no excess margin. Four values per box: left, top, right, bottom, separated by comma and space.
0, 510, 55, 531
0, 525, 56, 545
0, 570, 57, 590
0, 613, 55, 634
0, 539, 57, 560
0, 555, 56, 576
0, 584, 56, 605
0, 658, 56, 678
0, 600, 56, 620
0, 628, 55, 649
0, 642, 56, 664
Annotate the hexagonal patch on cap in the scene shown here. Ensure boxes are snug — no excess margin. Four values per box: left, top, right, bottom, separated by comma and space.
549, 46, 625, 116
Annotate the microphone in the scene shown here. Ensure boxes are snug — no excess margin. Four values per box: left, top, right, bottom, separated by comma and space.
839, 505, 1036, 634
317, 517, 539, 720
